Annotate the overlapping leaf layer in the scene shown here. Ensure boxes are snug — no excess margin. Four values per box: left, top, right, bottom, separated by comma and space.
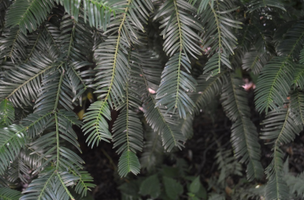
0, 0, 304, 199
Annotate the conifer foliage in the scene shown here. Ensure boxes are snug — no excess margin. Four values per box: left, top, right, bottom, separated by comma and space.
0, 0, 304, 199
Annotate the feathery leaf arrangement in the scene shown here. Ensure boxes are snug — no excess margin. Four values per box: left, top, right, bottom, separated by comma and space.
140, 52, 186, 152
5, 0, 54, 34
55, 0, 116, 29
154, 0, 201, 119
253, 13, 304, 200
1, 0, 304, 199
221, 74, 263, 181
0, 187, 21, 199
199, 0, 242, 75
112, 51, 144, 177
0, 5, 97, 198
261, 108, 302, 200
82, 0, 151, 153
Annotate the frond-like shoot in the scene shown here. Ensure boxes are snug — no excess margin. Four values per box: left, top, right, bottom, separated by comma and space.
261, 108, 302, 200
221, 74, 263, 180
200, 0, 242, 75
154, 0, 202, 118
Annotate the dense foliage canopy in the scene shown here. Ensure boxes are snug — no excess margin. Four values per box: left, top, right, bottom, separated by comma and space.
1, 0, 304, 199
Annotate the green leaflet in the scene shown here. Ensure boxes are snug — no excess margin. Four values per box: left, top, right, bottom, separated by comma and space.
201, 0, 241, 75
21, 170, 78, 200
82, 0, 151, 149
0, 27, 29, 63
1, 0, 304, 199
156, 53, 197, 119
255, 57, 294, 113
230, 119, 263, 180
294, 48, 304, 89
190, 0, 210, 13
261, 108, 302, 200
204, 53, 231, 77
60, 14, 94, 62
192, 73, 226, 113
277, 20, 304, 57
221, 74, 263, 180
242, 50, 270, 75
0, 187, 22, 200
265, 147, 289, 200
56, 0, 117, 30
290, 90, 304, 125
256, 20, 304, 113
118, 151, 141, 177
73, 170, 96, 197
0, 124, 26, 174
5, 0, 54, 33
143, 95, 185, 152
140, 51, 186, 152
112, 56, 144, 176
82, 100, 112, 147
221, 75, 251, 120
154, 0, 201, 118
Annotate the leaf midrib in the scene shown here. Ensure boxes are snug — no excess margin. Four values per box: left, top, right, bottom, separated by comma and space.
140, 66, 177, 149
6, 65, 54, 99
173, 0, 183, 110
